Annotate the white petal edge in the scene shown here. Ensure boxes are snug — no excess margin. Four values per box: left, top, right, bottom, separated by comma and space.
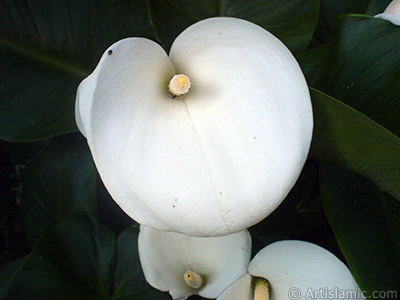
75, 54, 102, 139
383, 0, 400, 14
138, 225, 252, 299
248, 240, 363, 300
375, 0, 400, 25
375, 13, 400, 25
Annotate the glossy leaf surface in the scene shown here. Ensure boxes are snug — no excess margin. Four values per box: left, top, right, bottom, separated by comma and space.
313, 0, 391, 44
321, 164, 400, 296
19, 133, 97, 245
0, 214, 169, 300
0, 0, 154, 141
0, 214, 115, 299
320, 15, 400, 135
310, 88, 400, 203
148, 0, 319, 53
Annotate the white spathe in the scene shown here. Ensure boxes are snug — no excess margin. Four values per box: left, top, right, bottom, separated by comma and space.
375, 0, 400, 25
217, 240, 363, 300
138, 225, 252, 300
76, 17, 313, 237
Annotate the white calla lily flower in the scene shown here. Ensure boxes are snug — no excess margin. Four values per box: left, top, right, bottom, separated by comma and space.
76, 17, 313, 237
217, 240, 363, 300
138, 225, 251, 299
375, 0, 400, 25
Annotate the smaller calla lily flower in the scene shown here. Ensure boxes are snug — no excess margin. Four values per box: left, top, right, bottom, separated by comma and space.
138, 225, 252, 300
375, 0, 400, 25
217, 240, 363, 300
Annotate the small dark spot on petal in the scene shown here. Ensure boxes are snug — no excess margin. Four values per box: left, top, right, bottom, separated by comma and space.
220, 192, 222, 195
108, 49, 113, 55
173, 205, 176, 208
253, 136, 256, 139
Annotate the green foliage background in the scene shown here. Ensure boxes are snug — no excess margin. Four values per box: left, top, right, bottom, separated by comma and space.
1, 0, 399, 298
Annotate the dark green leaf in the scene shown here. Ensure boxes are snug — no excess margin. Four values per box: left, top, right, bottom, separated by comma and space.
0, 214, 167, 299
112, 226, 171, 300
148, 0, 319, 54
319, 15, 400, 135
320, 163, 400, 295
0, 250, 91, 300
312, 0, 391, 44
310, 88, 400, 203
7, 139, 50, 166
0, 214, 113, 300
0, 258, 26, 290
42, 213, 117, 297
0, 0, 155, 141
297, 43, 331, 87
382, 193, 400, 251
19, 133, 97, 245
